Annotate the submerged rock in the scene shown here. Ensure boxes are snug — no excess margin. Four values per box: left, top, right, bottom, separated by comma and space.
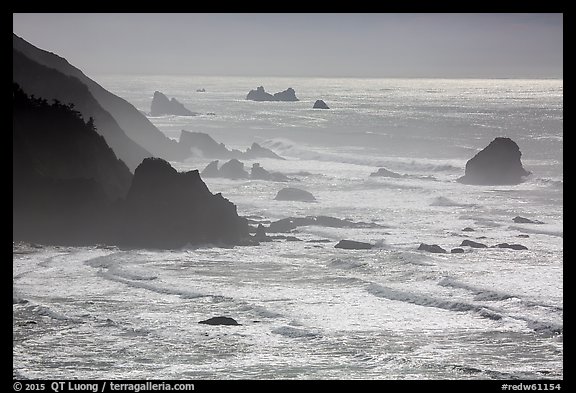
451, 248, 465, 253
370, 168, 403, 178
198, 316, 240, 326
335, 240, 373, 250
513, 216, 545, 224
267, 215, 384, 233
492, 243, 528, 250
274, 187, 316, 202
457, 137, 531, 185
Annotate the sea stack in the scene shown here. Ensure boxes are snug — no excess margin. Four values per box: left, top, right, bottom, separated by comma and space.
457, 137, 531, 185
150, 91, 197, 116
313, 100, 330, 109
123, 157, 250, 248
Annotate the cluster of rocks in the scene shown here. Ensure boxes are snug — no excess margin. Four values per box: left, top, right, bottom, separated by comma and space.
246, 86, 299, 101
201, 159, 290, 182
246, 86, 330, 109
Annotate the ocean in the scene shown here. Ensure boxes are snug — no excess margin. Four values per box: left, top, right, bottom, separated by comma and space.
13, 76, 563, 380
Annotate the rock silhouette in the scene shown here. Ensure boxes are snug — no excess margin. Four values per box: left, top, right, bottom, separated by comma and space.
274, 187, 316, 202
246, 86, 299, 101
150, 91, 197, 116
122, 158, 250, 248
313, 100, 330, 109
418, 243, 447, 253
13, 47, 151, 172
457, 137, 531, 185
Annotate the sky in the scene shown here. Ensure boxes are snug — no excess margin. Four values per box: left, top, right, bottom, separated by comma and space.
12, 13, 563, 79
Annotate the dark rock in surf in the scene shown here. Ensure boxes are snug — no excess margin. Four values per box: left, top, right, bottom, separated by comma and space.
150, 91, 197, 116
244, 143, 285, 160
457, 137, 531, 185
274, 187, 316, 202
219, 159, 250, 179
200, 160, 220, 178
492, 243, 528, 250
462, 227, 475, 232
313, 99, 330, 109
451, 248, 465, 253
417, 243, 447, 253
460, 239, 488, 248
513, 216, 545, 224
370, 168, 403, 178
179, 131, 237, 158
254, 224, 273, 242
335, 240, 374, 250
250, 163, 290, 182
198, 316, 241, 326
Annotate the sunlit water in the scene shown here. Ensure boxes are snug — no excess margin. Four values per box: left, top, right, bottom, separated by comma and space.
13, 76, 562, 380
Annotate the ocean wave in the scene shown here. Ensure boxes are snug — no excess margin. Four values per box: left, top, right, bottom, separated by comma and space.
438, 277, 515, 302
260, 138, 463, 174
430, 196, 476, 207
366, 283, 503, 321
271, 325, 321, 339
508, 225, 563, 238
329, 258, 368, 270
537, 178, 563, 189
236, 303, 284, 319
98, 270, 207, 300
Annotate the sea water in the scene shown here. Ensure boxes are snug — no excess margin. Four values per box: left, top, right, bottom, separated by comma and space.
13, 76, 563, 380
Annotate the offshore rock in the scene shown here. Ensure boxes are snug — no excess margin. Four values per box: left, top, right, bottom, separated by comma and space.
313, 99, 330, 109
246, 86, 299, 101
219, 159, 250, 180
418, 243, 447, 253
273, 88, 299, 101
335, 240, 374, 250
246, 86, 275, 101
150, 91, 197, 116
457, 137, 531, 185
460, 239, 488, 248
370, 168, 403, 178
274, 187, 316, 202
